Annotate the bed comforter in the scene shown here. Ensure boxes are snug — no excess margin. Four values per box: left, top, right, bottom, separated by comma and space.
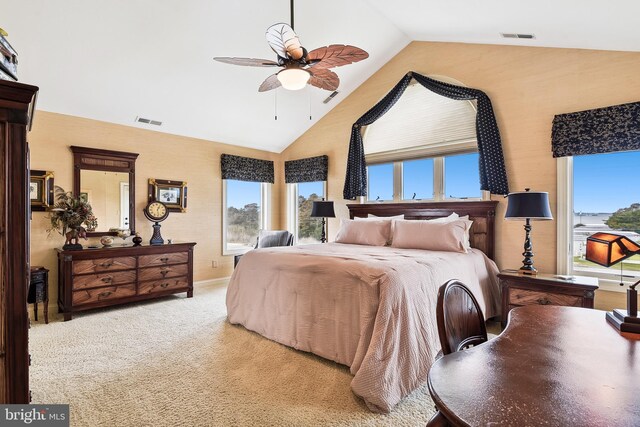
226, 243, 500, 413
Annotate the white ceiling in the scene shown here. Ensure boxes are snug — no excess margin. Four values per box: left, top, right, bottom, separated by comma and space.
367, 0, 640, 52
2, 0, 639, 153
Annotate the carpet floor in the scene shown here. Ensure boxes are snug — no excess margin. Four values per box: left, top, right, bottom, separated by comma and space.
29, 282, 435, 426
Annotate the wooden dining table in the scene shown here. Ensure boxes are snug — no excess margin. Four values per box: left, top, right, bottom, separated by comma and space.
427, 305, 640, 426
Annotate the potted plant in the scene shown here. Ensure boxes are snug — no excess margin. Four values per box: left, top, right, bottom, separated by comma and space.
47, 186, 95, 250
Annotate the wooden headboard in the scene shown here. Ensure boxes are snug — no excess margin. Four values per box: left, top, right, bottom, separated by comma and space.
347, 201, 498, 260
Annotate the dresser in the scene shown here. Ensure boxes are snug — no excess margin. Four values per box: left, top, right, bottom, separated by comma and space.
0, 80, 38, 404
57, 242, 196, 321
499, 271, 599, 326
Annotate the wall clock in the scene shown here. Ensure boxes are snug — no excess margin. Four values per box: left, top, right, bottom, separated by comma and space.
143, 201, 169, 245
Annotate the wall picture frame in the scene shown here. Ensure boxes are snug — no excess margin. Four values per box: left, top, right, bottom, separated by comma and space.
148, 178, 187, 212
30, 170, 54, 211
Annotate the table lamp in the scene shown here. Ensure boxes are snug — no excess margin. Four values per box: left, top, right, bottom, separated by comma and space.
310, 200, 335, 243
586, 232, 640, 335
504, 188, 553, 275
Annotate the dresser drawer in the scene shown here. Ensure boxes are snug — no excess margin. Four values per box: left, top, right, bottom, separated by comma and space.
138, 252, 188, 268
72, 284, 136, 306
73, 257, 136, 275
509, 288, 582, 307
72, 270, 137, 290
138, 276, 189, 295
138, 263, 188, 281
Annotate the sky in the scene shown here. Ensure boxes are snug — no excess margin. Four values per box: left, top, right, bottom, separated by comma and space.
368, 153, 481, 201
227, 180, 261, 209
573, 151, 640, 213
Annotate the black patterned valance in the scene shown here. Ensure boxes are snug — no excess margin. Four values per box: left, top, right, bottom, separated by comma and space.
220, 154, 274, 183
285, 155, 328, 183
552, 101, 640, 158
343, 71, 509, 199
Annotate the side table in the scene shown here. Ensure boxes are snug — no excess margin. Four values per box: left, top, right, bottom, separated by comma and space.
28, 266, 49, 324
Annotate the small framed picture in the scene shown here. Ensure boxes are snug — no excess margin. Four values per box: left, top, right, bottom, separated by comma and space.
30, 170, 54, 211
148, 178, 187, 212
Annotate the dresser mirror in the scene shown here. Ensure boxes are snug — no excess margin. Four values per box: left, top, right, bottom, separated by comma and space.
71, 146, 139, 237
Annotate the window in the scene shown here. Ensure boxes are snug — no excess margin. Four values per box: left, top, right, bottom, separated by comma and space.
288, 181, 326, 244
366, 152, 484, 202
565, 151, 640, 285
403, 158, 434, 200
367, 163, 394, 201
223, 180, 269, 254
444, 152, 482, 199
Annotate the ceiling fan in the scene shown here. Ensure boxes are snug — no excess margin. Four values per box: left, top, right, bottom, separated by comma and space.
213, 0, 369, 92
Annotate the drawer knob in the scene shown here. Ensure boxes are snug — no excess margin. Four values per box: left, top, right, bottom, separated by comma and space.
160, 257, 169, 262
537, 297, 552, 305
100, 262, 113, 268
160, 269, 169, 277
160, 283, 169, 288
101, 277, 113, 283
98, 291, 112, 298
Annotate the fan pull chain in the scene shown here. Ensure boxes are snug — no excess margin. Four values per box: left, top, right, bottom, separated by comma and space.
308, 87, 312, 121
274, 88, 278, 121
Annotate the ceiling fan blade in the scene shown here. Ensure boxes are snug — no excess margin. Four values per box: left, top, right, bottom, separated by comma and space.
258, 74, 282, 92
307, 45, 369, 69
308, 68, 339, 91
266, 23, 305, 60
213, 57, 280, 67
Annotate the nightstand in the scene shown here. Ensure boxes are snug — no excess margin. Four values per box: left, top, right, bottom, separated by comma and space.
28, 266, 50, 324
498, 271, 599, 327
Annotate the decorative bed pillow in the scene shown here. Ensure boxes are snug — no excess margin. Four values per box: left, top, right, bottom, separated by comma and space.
355, 214, 405, 245
391, 219, 468, 253
335, 219, 391, 246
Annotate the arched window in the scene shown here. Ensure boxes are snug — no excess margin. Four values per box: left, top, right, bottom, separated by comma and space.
363, 76, 485, 202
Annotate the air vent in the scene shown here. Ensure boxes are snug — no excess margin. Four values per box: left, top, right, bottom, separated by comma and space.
322, 91, 339, 104
135, 117, 162, 126
501, 33, 536, 39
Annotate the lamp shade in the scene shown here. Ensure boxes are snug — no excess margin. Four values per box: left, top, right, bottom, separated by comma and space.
310, 201, 335, 218
505, 190, 553, 220
586, 232, 640, 267
277, 68, 310, 91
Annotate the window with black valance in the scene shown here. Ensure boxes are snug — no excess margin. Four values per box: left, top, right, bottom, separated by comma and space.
552, 101, 640, 158
285, 155, 328, 183
220, 154, 274, 183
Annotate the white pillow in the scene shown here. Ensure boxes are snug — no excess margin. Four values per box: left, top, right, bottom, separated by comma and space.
355, 214, 404, 245
335, 219, 391, 246
418, 212, 473, 250
391, 219, 468, 253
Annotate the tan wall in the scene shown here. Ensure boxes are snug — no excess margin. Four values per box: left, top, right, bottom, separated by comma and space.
29, 111, 282, 308
281, 41, 640, 280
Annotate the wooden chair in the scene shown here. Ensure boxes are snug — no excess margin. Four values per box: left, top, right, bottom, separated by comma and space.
436, 279, 488, 355
427, 280, 488, 426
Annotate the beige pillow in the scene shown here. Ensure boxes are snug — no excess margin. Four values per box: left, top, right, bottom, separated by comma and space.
335, 219, 391, 246
355, 214, 405, 245
391, 219, 468, 253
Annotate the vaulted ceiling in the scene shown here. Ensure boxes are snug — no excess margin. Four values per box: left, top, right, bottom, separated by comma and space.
2, 0, 639, 153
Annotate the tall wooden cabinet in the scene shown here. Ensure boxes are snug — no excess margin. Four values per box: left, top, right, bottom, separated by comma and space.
0, 80, 38, 403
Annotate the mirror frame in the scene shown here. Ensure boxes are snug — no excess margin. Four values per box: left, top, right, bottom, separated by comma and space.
70, 146, 139, 237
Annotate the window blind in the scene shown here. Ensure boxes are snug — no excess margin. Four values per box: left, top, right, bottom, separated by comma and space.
220, 154, 274, 183
363, 82, 478, 164
552, 101, 640, 158
284, 155, 328, 183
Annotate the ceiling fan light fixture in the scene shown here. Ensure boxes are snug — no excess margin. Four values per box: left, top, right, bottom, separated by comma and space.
277, 68, 310, 90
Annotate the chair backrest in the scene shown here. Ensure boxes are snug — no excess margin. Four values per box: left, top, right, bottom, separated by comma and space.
436, 279, 488, 356
255, 230, 294, 249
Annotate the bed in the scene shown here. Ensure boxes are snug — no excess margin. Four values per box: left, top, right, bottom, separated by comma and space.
226, 201, 501, 413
